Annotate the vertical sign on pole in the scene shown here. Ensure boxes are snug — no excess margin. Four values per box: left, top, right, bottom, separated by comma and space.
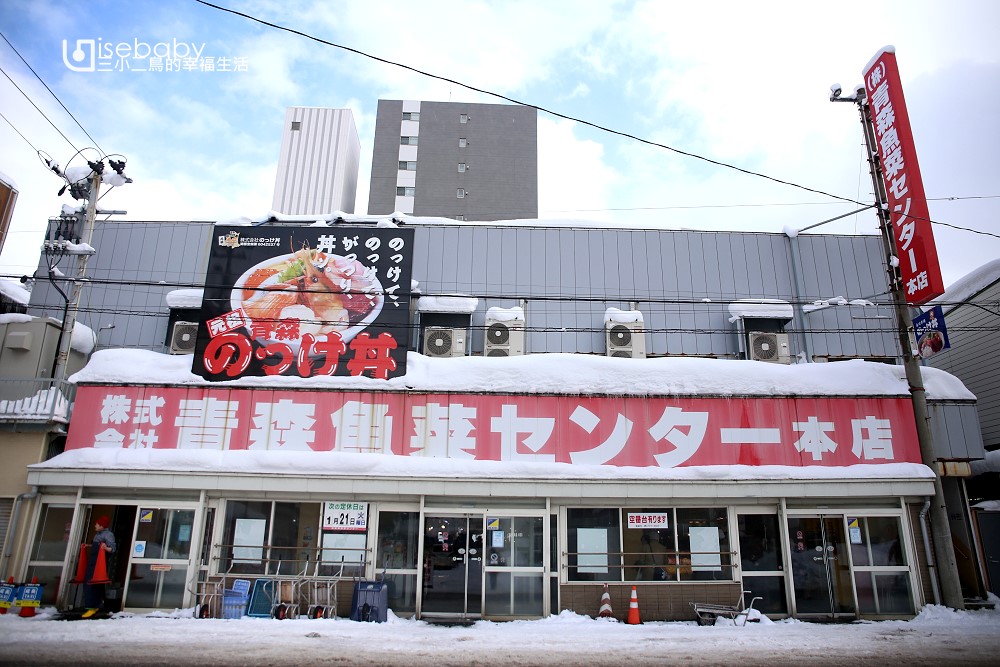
863, 48, 945, 305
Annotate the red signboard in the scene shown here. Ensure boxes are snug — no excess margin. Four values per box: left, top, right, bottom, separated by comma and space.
65, 385, 921, 468
863, 48, 944, 304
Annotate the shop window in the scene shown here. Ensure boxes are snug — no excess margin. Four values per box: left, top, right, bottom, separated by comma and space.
376, 511, 419, 614
221, 500, 271, 575
27, 504, 75, 605
677, 508, 732, 581
221, 500, 340, 577
566, 508, 621, 581
849, 515, 912, 615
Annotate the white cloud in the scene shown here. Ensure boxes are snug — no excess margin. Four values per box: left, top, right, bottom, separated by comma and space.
537, 118, 620, 221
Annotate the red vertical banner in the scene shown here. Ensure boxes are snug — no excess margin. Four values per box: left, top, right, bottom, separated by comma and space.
863, 48, 945, 305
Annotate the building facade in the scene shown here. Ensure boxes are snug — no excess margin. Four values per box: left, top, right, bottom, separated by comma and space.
368, 101, 537, 221
271, 107, 361, 216
2, 216, 987, 623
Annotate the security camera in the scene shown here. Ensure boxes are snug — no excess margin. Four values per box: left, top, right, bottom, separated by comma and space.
830, 83, 843, 99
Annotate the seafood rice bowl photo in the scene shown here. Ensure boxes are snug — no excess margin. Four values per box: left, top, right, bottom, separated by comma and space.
230, 244, 384, 351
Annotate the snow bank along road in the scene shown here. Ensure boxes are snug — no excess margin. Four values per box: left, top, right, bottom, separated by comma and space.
2, 605, 999, 667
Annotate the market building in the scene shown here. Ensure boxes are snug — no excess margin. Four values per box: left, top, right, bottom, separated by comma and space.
1, 215, 987, 622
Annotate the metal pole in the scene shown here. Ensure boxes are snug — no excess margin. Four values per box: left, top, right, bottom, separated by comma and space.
855, 98, 965, 610
51, 168, 101, 384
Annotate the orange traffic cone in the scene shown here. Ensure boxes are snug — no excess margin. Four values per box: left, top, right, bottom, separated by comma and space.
0, 577, 13, 614
18, 577, 39, 618
89, 547, 111, 585
598, 583, 614, 618
626, 585, 641, 625
70, 544, 89, 583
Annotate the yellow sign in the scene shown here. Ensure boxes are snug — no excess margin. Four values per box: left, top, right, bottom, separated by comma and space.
486, 518, 499, 530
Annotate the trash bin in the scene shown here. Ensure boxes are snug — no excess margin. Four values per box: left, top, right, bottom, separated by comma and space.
222, 579, 251, 619
350, 581, 388, 622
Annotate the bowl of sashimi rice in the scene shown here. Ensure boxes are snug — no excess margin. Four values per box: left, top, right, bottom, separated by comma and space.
231, 244, 384, 350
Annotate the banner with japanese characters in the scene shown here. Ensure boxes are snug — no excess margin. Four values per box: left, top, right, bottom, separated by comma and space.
863, 49, 944, 304
66, 385, 922, 468
193, 225, 414, 381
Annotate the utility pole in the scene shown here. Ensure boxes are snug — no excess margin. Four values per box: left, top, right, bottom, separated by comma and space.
833, 87, 965, 610
51, 164, 102, 384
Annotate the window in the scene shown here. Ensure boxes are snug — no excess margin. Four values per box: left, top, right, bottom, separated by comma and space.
459, 138, 467, 148
566, 506, 734, 582
455, 215, 466, 221
456, 188, 466, 198
400, 136, 418, 145
397, 187, 416, 197
459, 113, 469, 123
402, 112, 419, 121
457, 163, 467, 173
398, 161, 417, 171
290, 121, 301, 131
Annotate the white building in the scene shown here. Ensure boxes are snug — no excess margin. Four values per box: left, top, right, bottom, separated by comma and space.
271, 107, 360, 215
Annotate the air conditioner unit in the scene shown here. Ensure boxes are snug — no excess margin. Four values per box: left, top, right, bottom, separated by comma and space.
169, 321, 199, 355
748, 332, 791, 364
484, 318, 525, 357
423, 326, 467, 357
606, 321, 646, 359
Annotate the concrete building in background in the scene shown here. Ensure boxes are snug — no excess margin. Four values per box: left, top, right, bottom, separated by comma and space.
368, 100, 537, 221
272, 107, 361, 215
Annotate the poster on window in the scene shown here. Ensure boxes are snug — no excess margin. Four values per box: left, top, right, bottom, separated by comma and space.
323, 501, 368, 532
193, 225, 414, 381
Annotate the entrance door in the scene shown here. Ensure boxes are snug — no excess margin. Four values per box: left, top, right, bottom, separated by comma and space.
787, 516, 856, 617
975, 511, 1000, 598
421, 515, 484, 618
122, 507, 196, 611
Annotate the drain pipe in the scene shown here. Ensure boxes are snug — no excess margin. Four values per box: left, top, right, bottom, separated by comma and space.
0, 486, 39, 578
919, 498, 941, 605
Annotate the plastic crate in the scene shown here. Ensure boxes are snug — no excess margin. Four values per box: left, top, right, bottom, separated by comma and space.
222, 579, 251, 619
350, 581, 388, 623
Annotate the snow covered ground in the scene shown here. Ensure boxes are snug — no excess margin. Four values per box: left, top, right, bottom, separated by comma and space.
2, 602, 999, 667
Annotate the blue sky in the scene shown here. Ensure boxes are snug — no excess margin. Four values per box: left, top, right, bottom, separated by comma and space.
1, 0, 998, 290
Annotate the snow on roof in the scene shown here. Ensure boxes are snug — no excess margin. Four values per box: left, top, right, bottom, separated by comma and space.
971, 449, 1000, 476
486, 306, 524, 322
929, 258, 1000, 314
69, 349, 976, 401
727, 299, 794, 323
0, 279, 30, 305
604, 307, 643, 324
415, 295, 479, 314
30, 447, 935, 484
0, 169, 17, 189
165, 289, 204, 309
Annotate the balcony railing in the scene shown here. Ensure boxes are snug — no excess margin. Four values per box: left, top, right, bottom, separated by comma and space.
0, 378, 76, 426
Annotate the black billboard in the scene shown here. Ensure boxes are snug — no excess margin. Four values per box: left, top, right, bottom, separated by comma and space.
192, 225, 414, 381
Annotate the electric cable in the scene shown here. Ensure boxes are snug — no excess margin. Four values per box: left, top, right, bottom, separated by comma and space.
0, 31, 105, 156
0, 62, 79, 152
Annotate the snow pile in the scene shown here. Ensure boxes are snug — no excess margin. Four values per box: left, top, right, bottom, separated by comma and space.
415, 295, 479, 313
604, 307, 643, 324
929, 258, 1000, 313
69, 349, 976, 401
0, 279, 29, 305
727, 299, 794, 322
165, 289, 205, 309
0, 387, 71, 422
31, 447, 936, 482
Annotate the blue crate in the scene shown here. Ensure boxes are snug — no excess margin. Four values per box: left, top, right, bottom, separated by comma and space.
222, 580, 251, 619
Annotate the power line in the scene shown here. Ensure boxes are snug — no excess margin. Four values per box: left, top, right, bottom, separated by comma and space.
0, 31, 105, 156
0, 62, 79, 153
0, 109, 39, 152
192, 0, 865, 207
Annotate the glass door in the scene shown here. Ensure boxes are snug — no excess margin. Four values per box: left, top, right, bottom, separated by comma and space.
421, 515, 484, 618
122, 508, 196, 611
787, 516, 856, 617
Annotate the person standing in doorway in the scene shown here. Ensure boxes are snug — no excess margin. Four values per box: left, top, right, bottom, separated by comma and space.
82, 515, 115, 618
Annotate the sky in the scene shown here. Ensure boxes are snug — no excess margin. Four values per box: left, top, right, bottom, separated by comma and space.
0, 0, 998, 289
2, 602, 1000, 666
